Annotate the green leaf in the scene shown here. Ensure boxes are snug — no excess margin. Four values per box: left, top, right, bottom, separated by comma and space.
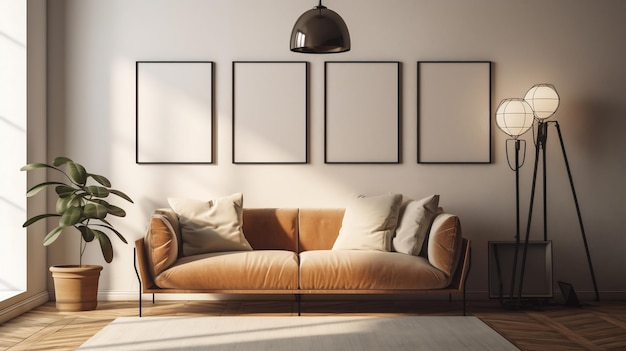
23, 213, 60, 227
25, 181, 66, 197
108, 226, 128, 244
110, 189, 134, 203
78, 226, 95, 242
93, 224, 128, 244
59, 206, 82, 226
94, 230, 114, 263
67, 161, 87, 185
105, 203, 126, 217
56, 195, 81, 214
52, 157, 72, 167
43, 226, 64, 246
56, 197, 70, 214
89, 173, 111, 187
85, 185, 110, 197
21, 163, 55, 172
55, 185, 77, 197
84, 203, 108, 219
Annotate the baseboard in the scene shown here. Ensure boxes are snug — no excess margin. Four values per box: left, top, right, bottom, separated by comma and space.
0, 291, 49, 324
470, 288, 626, 302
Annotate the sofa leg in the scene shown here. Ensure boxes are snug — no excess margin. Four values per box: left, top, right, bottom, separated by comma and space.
133, 248, 143, 317
295, 294, 301, 316
449, 292, 467, 316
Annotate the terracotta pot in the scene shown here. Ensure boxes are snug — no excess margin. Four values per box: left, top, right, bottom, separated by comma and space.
49, 265, 103, 311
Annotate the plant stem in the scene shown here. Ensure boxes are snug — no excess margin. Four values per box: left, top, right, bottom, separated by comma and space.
80, 235, 84, 266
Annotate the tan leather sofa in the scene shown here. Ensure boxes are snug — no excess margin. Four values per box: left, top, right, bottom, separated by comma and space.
134, 208, 471, 315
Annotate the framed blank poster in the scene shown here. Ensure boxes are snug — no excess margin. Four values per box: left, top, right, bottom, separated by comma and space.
232, 61, 308, 164
136, 61, 214, 164
417, 61, 492, 164
325, 61, 400, 164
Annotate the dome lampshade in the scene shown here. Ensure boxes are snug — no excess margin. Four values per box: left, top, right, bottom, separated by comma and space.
524, 84, 560, 120
290, 1, 350, 53
496, 98, 535, 139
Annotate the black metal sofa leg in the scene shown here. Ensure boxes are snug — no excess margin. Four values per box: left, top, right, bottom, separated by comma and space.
133, 248, 143, 317
295, 294, 302, 316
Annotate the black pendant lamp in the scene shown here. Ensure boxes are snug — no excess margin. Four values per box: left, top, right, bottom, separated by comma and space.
290, 0, 350, 53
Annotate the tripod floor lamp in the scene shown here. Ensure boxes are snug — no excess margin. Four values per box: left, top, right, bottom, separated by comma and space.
496, 84, 599, 305
520, 84, 599, 302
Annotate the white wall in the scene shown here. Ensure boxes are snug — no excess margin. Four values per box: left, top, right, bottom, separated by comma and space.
44, 0, 626, 300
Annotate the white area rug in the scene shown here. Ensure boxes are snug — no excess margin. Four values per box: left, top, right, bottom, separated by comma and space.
78, 316, 519, 351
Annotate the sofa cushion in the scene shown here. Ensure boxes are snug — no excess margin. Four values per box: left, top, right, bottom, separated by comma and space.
144, 214, 179, 277
392, 194, 440, 256
299, 250, 449, 290
168, 193, 252, 256
154, 250, 298, 290
427, 214, 463, 278
332, 194, 402, 251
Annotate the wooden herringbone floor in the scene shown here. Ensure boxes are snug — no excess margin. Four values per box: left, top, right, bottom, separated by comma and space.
1, 299, 625, 350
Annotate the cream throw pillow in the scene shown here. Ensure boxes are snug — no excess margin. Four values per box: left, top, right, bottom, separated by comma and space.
168, 193, 252, 256
332, 193, 403, 251
392, 194, 440, 256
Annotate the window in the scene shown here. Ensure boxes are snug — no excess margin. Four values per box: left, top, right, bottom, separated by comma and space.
0, 0, 27, 301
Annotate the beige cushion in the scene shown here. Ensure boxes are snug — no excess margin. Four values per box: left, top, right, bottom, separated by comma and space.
392, 194, 440, 256
332, 194, 402, 251
299, 250, 449, 290
155, 250, 298, 290
168, 193, 252, 256
144, 214, 179, 277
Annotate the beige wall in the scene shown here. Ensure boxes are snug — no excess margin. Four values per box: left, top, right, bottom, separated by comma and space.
40, 0, 626, 300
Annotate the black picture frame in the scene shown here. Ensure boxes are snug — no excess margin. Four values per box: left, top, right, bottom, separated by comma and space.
324, 61, 401, 164
232, 61, 309, 164
135, 61, 215, 164
417, 61, 492, 164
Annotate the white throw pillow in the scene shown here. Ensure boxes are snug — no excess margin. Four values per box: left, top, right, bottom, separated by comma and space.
392, 194, 440, 256
168, 193, 252, 256
332, 193, 403, 251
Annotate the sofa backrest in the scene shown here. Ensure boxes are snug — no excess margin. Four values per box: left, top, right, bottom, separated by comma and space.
242, 208, 299, 252
298, 208, 345, 252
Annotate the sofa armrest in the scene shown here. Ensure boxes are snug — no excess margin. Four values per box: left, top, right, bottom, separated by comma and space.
427, 213, 463, 278
154, 208, 181, 246
135, 238, 157, 291
446, 238, 471, 291
144, 212, 180, 279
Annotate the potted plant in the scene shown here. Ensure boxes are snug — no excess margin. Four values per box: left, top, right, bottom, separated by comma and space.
21, 156, 133, 311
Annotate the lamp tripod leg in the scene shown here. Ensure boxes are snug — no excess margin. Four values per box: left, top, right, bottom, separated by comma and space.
507, 140, 525, 304
516, 138, 542, 304
554, 122, 600, 301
